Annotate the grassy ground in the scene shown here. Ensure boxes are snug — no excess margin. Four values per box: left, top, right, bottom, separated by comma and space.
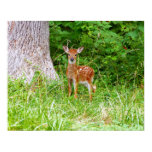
8, 73, 144, 131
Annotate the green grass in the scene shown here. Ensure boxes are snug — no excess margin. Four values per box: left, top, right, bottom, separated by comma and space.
8, 73, 144, 131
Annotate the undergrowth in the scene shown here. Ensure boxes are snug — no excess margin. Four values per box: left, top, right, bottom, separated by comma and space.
8, 73, 144, 131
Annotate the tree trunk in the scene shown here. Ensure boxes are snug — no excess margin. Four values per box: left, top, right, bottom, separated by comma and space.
8, 21, 59, 83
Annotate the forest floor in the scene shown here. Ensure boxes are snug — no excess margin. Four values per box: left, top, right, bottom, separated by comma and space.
8, 74, 144, 131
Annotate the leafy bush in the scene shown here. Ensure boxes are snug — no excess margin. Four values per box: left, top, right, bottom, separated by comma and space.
49, 21, 144, 85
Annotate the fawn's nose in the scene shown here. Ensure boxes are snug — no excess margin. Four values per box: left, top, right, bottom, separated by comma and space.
70, 58, 74, 62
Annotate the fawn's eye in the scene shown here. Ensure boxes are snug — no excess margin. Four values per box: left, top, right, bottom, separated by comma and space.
75, 54, 77, 56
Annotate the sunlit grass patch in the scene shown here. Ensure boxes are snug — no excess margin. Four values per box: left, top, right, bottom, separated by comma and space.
8, 74, 144, 131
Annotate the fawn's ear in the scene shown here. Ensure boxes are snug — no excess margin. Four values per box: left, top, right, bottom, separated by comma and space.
63, 46, 69, 53
77, 47, 84, 54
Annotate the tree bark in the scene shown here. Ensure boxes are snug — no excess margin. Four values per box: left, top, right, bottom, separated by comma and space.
8, 21, 59, 83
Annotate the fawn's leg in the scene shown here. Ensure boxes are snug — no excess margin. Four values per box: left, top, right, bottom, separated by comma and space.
91, 77, 96, 93
68, 79, 72, 96
73, 79, 78, 99
88, 82, 92, 101
92, 84, 96, 93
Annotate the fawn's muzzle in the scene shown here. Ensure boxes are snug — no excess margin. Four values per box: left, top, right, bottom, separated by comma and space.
70, 58, 74, 62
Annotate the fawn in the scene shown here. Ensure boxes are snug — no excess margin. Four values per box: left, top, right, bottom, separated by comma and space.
63, 46, 96, 101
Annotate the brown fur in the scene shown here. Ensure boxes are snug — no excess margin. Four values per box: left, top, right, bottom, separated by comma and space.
63, 46, 96, 101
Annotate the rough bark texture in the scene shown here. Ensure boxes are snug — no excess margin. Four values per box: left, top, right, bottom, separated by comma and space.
8, 21, 58, 83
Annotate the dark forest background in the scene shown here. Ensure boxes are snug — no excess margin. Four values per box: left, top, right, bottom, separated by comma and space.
49, 21, 144, 86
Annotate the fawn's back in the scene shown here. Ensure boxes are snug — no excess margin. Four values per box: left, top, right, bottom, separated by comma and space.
77, 66, 94, 82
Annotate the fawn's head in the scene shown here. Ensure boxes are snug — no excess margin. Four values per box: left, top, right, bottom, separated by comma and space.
63, 46, 84, 64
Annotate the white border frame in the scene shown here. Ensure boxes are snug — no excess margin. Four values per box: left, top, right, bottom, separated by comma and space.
0, 0, 152, 152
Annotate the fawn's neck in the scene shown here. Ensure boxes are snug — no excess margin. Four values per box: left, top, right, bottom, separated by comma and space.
67, 62, 78, 78
68, 62, 77, 70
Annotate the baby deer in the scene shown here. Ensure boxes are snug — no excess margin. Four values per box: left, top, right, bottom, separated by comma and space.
63, 46, 96, 101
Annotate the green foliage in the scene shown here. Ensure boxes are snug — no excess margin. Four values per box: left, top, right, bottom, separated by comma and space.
49, 21, 144, 85
8, 75, 144, 131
